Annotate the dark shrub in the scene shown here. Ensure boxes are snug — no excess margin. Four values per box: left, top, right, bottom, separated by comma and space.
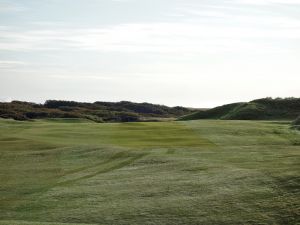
25, 111, 48, 119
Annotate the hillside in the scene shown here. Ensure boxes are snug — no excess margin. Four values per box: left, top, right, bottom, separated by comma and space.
179, 97, 300, 121
0, 100, 196, 122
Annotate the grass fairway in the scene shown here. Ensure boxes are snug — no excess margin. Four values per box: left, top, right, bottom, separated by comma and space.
0, 119, 299, 225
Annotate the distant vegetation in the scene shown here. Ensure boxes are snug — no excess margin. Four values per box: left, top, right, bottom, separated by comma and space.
0, 100, 196, 122
2, 97, 299, 123
179, 97, 300, 121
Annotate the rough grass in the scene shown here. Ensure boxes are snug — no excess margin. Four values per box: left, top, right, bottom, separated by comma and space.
0, 119, 299, 225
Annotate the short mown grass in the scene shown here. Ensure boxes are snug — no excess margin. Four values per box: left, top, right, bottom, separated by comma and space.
0, 119, 299, 225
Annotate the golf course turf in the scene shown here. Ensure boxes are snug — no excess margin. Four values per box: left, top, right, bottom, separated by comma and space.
0, 119, 299, 225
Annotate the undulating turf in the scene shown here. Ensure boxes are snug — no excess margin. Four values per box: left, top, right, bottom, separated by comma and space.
0, 119, 299, 225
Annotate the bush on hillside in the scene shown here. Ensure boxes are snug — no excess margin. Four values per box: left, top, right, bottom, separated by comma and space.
1, 100, 191, 122
292, 116, 300, 130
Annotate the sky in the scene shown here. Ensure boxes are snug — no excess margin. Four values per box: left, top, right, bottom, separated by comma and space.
0, 0, 299, 108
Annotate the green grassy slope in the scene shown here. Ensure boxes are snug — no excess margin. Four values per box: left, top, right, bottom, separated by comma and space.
178, 103, 243, 120
0, 119, 299, 225
179, 97, 300, 121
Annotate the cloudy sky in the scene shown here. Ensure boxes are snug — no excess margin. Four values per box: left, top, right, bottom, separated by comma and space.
0, 0, 299, 107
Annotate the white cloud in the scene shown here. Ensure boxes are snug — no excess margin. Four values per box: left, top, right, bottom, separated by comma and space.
0, 0, 299, 54
233, 0, 300, 5
0, 1, 26, 12
0, 60, 27, 68
111, 0, 133, 2
0, 0, 299, 106
0, 20, 299, 54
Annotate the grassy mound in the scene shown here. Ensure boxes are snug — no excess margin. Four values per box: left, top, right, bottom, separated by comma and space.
179, 97, 300, 121
178, 103, 243, 120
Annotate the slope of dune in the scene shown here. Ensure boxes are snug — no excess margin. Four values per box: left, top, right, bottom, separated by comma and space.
179, 98, 300, 121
